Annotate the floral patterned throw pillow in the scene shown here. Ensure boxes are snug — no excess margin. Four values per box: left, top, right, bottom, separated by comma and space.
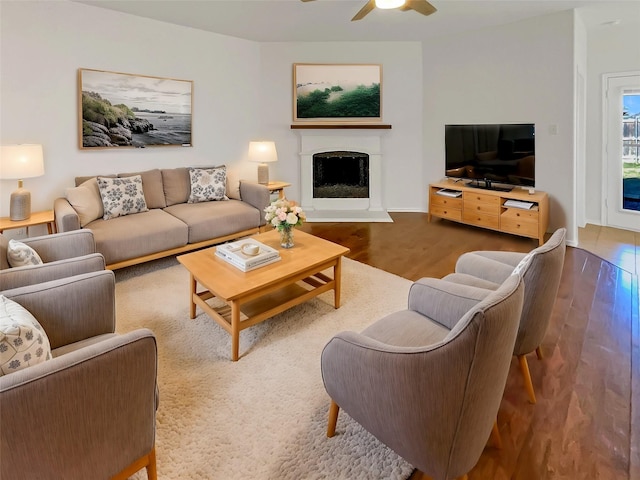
97, 175, 149, 220
7, 239, 43, 268
0, 295, 52, 376
188, 166, 229, 203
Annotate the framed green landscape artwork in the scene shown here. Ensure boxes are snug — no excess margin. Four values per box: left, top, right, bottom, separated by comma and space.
293, 64, 382, 123
78, 68, 193, 149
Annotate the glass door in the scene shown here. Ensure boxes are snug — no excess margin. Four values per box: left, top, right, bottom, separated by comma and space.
605, 74, 640, 231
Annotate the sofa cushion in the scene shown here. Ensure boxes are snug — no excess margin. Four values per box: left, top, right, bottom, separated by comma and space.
161, 167, 190, 206
0, 295, 52, 376
188, 166, 228, 203
7, 240, 43, 268
84, 209, 188, 265
164, 199, 261, 244
97, 175, 149, 220
75, 174, 115, 187
65, 177, 104, 227
225, 169, 241, 200
118, 168, 167, 209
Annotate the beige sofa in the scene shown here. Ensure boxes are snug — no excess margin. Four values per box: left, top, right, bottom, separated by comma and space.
54, 167, 270, 269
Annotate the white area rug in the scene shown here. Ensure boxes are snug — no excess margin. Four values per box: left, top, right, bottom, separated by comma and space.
118, 257, 414, 479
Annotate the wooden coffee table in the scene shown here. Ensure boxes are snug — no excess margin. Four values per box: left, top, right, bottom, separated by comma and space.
177, 229, 350, 361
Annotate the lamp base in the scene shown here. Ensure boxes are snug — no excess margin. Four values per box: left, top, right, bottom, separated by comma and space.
10, 184, 31, 221
257, 163, 269, 185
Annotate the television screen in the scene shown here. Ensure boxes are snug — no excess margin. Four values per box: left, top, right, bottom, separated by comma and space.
445, 123, 535, 188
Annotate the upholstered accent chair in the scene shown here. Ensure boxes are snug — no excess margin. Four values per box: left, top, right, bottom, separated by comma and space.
322, 273, 524, 480
442, 228, 567, 404
0, 270, 158, 480
0, 230, 105, 291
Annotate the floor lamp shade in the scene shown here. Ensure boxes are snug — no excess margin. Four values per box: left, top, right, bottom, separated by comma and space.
248, 141, 277, 185
0, 144, 45, 221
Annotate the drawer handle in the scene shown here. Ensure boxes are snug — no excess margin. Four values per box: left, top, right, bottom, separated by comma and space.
516, 212, 521, 217
477, 206, 481, 210
444, 210, 448, 214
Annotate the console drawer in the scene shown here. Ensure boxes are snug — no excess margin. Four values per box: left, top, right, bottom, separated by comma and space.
500, 216, 538, 237
431, 204, 462, 221
464, 192, 501, 207
463, 211, 499, 229
430, 194, 463, 209
466, 201, 499, 216
501, 208, 538, 223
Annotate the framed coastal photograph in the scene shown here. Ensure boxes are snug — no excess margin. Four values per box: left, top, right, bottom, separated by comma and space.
293, 63, 382, 123
78, 68, 193, 149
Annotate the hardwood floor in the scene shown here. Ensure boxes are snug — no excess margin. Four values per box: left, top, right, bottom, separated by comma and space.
300, 213, 639, 480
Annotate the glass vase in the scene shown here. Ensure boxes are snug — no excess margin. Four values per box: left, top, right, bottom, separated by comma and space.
279, 226, 294, 248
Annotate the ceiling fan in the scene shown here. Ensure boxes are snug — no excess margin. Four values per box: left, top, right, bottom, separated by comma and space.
301, 0, 437, 22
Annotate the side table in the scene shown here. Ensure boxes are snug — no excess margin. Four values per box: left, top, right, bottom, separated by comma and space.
0, 210, 56, 235
266, 181, 291, 199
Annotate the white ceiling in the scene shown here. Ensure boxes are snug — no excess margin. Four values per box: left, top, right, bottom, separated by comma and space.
75, 0, 640, 42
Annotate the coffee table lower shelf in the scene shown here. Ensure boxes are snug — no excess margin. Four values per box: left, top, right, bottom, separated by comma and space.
189, 265, 340, 361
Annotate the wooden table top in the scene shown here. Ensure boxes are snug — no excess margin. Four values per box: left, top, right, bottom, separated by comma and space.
178, 229, 350, 300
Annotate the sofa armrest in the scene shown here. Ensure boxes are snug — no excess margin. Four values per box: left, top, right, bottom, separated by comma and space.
54, 197, 81, 232
0, 329, 157, 480
0, 253, 105, 291
23, 230, 97, 262
408, 277, 492, 330
2, 270, 115, 349
239, 181, 270, 226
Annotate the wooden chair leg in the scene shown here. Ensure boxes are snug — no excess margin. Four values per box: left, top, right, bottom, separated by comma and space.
410, 470, 467, 480
146, 446, 157, 480
491, 420, 503, 449
111, 446, 157, 480
518, 354, 537, 404
327, 400, 340, 438
535, 345, 543, 359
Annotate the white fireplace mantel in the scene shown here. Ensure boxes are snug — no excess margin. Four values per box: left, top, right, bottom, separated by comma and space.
298, 134, 392, 222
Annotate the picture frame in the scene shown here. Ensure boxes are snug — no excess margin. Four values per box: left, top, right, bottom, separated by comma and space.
293, 63, 382, 123
78, 68, 193, 149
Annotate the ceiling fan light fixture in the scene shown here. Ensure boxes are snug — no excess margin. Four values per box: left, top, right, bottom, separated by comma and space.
375, 0, 405, 10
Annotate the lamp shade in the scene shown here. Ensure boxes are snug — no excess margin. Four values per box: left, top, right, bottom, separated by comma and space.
0, 144, 45, 179
248, 141, 278, 164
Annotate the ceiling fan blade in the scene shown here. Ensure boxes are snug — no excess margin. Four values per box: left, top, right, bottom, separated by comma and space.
401, 0, 437, 16
351, 0, 376, 21
300, 0, 316, 2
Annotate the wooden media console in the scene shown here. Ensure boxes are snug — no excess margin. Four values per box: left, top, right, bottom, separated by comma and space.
428, 180, 549, 245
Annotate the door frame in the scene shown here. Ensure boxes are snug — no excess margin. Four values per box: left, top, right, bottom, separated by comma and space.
601, 71, 640, 231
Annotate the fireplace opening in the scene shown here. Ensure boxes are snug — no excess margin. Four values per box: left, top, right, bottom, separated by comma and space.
313, 151, 369, 199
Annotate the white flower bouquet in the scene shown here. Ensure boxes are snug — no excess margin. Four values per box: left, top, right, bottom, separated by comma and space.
264, 198, 306, 231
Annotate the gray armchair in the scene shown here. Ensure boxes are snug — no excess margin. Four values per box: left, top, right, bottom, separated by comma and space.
1, 230, 105, 291
0, 270, 158, 480
442, 228, 567, 404
322, 273, 524, 480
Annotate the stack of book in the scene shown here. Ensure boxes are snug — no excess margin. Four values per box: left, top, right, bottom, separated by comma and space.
215, 239, 281, 272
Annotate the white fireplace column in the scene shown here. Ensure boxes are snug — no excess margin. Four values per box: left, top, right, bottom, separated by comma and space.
298, 134, 391, 222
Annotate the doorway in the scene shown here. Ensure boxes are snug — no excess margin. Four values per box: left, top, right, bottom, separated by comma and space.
604, 73, 640, 231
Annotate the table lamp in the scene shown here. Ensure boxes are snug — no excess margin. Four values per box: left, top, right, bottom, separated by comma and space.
248, 141, 277, 185
0, 144, 45, 220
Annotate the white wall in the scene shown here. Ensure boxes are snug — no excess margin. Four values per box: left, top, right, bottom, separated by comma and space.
0, 3, 589, 246
422, 11, 577, 243
0, 1, 261, 219
259, 42, 424, 211
585, 19, 640, 225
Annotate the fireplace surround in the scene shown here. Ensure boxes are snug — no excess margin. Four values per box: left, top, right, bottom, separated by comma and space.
299, 134, 391, 222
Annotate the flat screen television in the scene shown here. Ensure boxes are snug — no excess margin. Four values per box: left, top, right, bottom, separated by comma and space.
444, 123, 535, 191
